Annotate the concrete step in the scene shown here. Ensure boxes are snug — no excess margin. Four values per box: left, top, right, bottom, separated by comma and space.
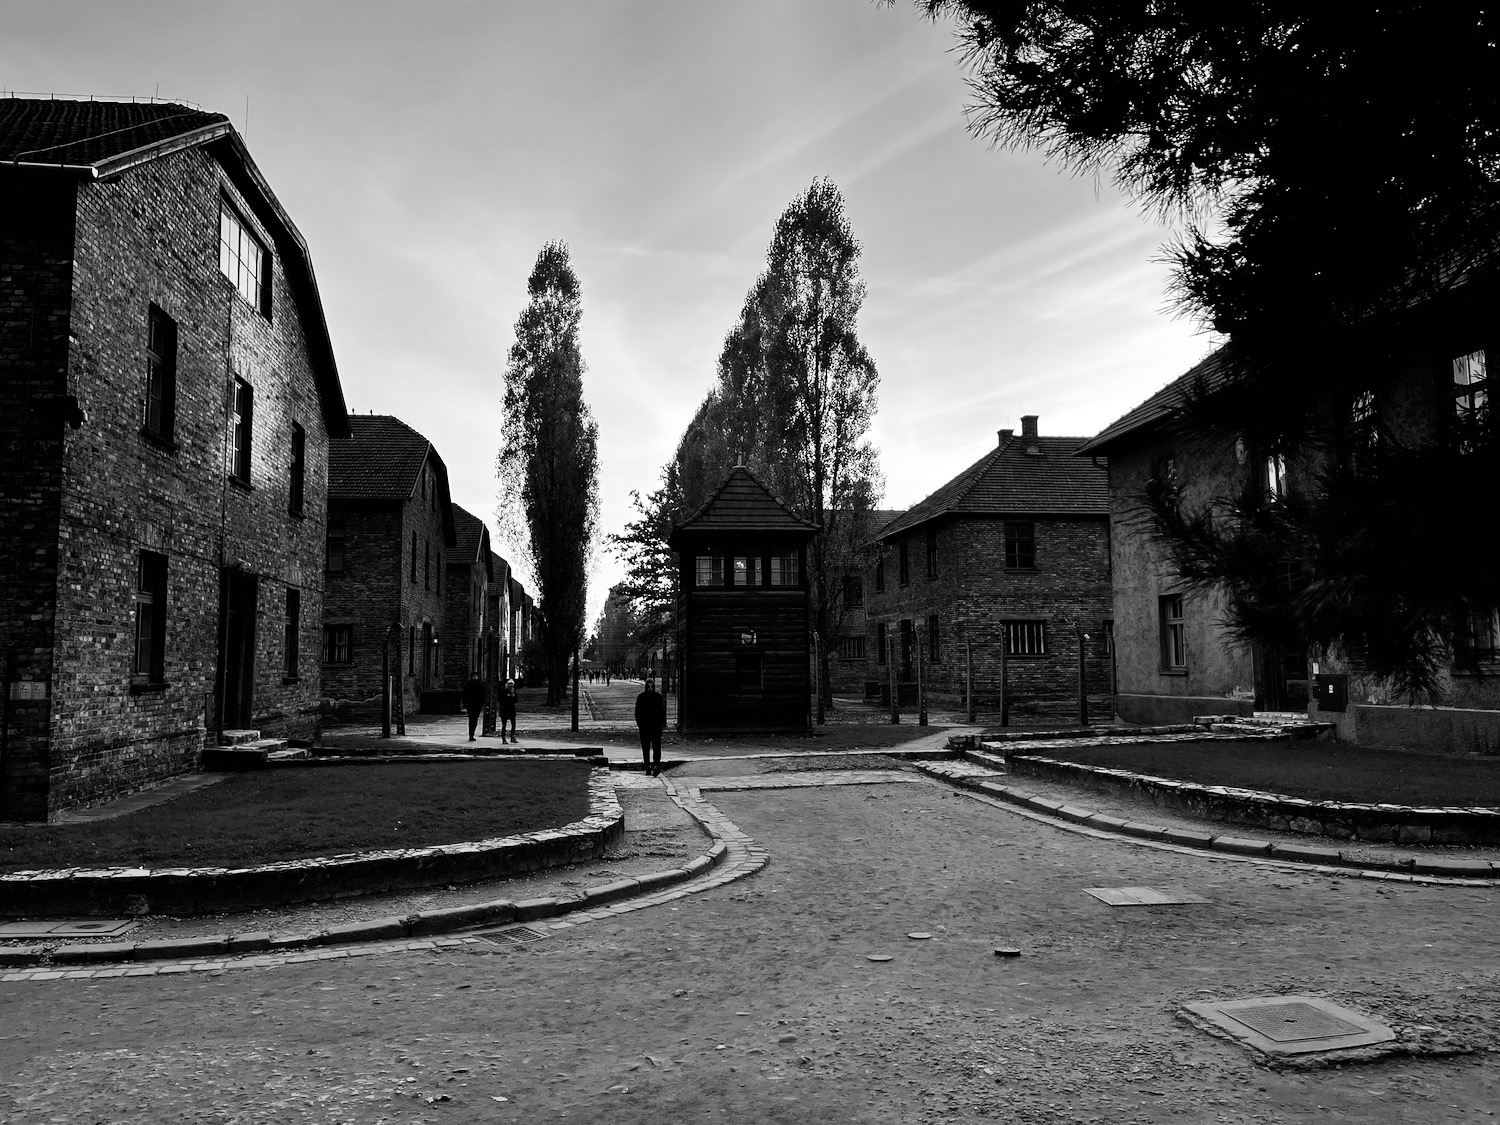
267, 747, 309, 762
203, 738, 288, 771
219, 729, 262, 746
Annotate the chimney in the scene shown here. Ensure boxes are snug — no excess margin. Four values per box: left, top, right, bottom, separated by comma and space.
997, 428, 1014, 447
1021, 415, 1038, 439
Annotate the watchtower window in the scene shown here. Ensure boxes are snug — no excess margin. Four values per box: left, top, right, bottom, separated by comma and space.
733, 556, 760, 587
696, 556, 724, 587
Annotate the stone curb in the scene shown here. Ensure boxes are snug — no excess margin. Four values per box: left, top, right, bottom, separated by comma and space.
998, 747, 1500, 846
915, 761, 1500, 881
1, 770, 759, 971
0, 766, 623, 919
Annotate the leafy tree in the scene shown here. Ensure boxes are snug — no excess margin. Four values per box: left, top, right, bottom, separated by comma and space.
608, 475, 680, 655
497, 242, 600, 704
909, 1, 1500, 697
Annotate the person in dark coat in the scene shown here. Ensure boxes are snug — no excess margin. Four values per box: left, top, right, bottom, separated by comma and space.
499, 678, 518, 744
634, 678, 667, 777
462, 671, 486, 742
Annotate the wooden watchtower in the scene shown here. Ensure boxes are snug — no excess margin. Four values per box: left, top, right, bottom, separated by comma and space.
668, 466, 820, 733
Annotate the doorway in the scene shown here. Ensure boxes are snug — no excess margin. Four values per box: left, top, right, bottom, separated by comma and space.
217, 569, 258, 732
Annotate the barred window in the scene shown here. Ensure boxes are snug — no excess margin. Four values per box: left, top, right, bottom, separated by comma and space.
219, 202, 269, 315
928, 614, 941, 663
323, 624, 353, 664
1003, 619, 1047, 657
837, 636, 866, 660
696, 555, 724, 587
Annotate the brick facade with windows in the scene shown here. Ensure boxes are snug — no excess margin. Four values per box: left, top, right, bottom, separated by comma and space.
442, 504, 494, 689
864, 417, 1113, 721
0, 98, 348, 819
323, 415, 456, 714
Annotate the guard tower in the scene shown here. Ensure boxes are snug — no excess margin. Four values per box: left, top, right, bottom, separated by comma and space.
668, 466, 820, 733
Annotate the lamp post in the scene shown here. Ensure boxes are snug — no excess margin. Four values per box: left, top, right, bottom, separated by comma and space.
1076, 626, 1091, 727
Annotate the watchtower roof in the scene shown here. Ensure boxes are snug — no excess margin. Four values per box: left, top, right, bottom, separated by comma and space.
668, 466, 819, 550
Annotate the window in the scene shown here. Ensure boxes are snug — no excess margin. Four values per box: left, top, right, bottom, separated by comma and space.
925, 529, 938, 578
1004, 521, 1035, 569
132, 550, 167, 681
898, 540, 910, 585
770, 553, 800, 587
1103, 618, 1115, 655
322, 624, 353, 664
1003, 619, 1047, 656
1159, 594, 1187, 671
733, 556, 759, 587
288, 423, 306, 515
735, 652, 763, 691
695, 555, 724, 587
326, 521, 346, 573
843, 575, 863, 608
876, 622, 887, 665
230, 378, 253, 484
425, 542, 431, 590
874, 557, 885, 593
143, 305, 177, 442
927, 614, 941, 663
838, 636, 866, 660
411, 532, 418, 583
284, 588, 300, 679
1151, 452, 1180, 513
408, 625, 415, 674
1464, 606, 1500, 659
1263, 453, 1288, 503
219, 201, 269, 315
1453, 350, 1489, 450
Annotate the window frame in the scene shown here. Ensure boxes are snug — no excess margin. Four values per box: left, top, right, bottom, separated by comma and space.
837, 635, 866, 660
927, 613, 941, 663
219, 199, 271, 317
132, 550, 168, 684
1004, 521, 1036, 570
770, 553, 800, 588
733, 555, 760, 587
322, 623, 353, 665
142, 304, 177, 445
1452, 348, 1489, 450
230, 377, 253, 485
1159, 593, 1187, 672
925, 528, 937, 579
695, 555, 724, 588
873, 556, 885, 593
326, 520, 346, 574
897, 540, 910, 586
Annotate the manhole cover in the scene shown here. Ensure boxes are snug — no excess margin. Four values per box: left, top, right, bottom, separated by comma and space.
1084, 887, 1209, 907
477, 925, 550, 946
1184, 996, 1396, 1056
866, 954, 894, 962
907, 932, 932, 940
0, 919, 138, 938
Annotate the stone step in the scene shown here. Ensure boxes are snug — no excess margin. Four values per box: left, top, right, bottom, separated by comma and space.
219, 728, 262, 746
203, 738, 287, 771
267, 747, 309, 762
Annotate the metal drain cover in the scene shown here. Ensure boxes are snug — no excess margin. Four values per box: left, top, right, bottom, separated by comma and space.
1084, 886, 1209, 907
0, 918, 138, 938
477, 924, 550, 946
1185, 996, 1396, 1056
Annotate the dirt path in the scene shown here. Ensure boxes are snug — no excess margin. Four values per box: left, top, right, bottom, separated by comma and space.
2, 772, 1496, 1122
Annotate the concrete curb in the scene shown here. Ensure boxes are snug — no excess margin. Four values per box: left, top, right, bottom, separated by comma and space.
999, 747, 1500, 846
0, 771, 756, 971
916, 761, 1500, 881
0, 766, 623, 919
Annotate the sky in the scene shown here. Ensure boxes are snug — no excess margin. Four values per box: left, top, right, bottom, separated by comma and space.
4, 1, 1215, 624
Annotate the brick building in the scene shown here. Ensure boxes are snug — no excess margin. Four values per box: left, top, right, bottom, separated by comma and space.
323, 414, 455, 713
864, 416, 1113, 720
442, 504, 494, 689
1081, 337, 1499, 749
0, 98, 349, 819
486, 549, 513, 682
826, 508, 901, 696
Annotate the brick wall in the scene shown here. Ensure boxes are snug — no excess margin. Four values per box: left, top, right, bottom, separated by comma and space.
321, 498, 401, 701
401, 474, 450, 710
864, 515, 1114, 717
2, 144, 336, 819
442, 551, 487, 688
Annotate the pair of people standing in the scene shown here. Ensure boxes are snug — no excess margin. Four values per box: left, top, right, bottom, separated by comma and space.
634, 678, 667, 776
462, 672, 519, 744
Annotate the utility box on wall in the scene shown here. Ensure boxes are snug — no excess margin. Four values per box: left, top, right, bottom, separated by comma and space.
1315, 673, 1348, 713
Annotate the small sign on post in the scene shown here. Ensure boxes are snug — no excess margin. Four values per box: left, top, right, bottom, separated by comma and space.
9, 681, 47, 701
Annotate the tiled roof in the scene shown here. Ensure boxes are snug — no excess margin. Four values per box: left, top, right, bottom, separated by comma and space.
669, 465, 820, 545
1075, 346, 1232, 456
878, 434, 1107, 540
0, 98, 229, 167
329, 415, 434, 500
450, 504, 492, 575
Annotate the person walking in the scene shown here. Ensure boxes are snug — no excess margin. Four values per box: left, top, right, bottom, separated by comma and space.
462, 671, 486, 742
634, 677, 667, 777
499, 678, 519, 744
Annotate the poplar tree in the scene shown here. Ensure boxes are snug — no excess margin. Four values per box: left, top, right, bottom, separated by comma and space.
498, 242, 600, 705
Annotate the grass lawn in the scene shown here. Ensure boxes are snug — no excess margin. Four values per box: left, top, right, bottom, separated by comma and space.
1023, 738, 1500, 807
0, 760, 592, 873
